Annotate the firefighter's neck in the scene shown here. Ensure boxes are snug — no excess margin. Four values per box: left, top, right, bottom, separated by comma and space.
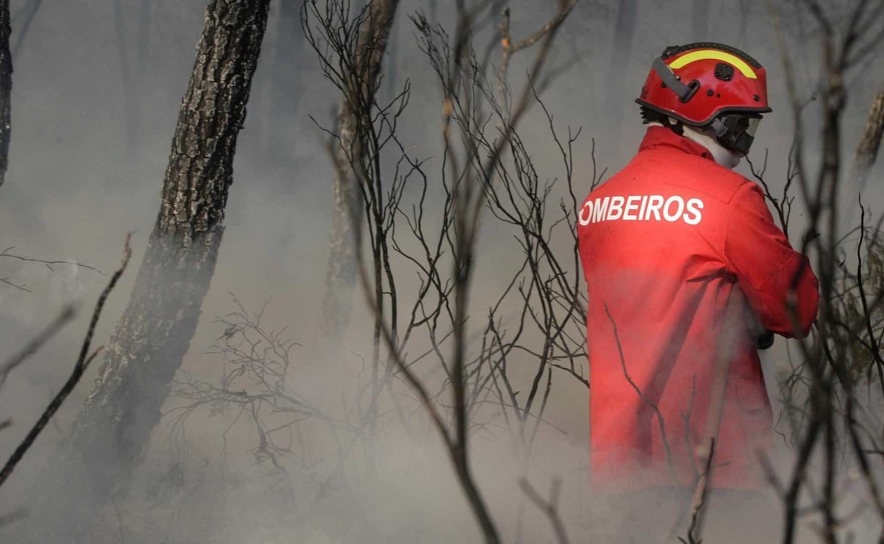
648, 121, 742, 170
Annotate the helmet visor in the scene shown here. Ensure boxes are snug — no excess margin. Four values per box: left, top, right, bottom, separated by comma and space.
723, 114, 761, 137
718, 114, 762, 154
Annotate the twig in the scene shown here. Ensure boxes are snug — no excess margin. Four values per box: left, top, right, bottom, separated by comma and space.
0, 276, 29, 292
0, 233, 132, 489
0, 305, 77, 389
518, 477, 570, 544
498, 0, 578, 101
604, 302, 677, 482
678, 438, 716, 544
0, 246, 104, 275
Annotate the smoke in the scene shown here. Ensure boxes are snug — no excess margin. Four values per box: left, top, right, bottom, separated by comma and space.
0, 0, 882, 542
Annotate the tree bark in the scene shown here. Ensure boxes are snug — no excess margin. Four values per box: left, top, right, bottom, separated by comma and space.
851, 87, 884, 187
0, 0, 11, 190
320, 0, 402, 342
6, 1, 271, 542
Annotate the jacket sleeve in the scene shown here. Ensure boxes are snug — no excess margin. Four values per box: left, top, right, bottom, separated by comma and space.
723, 182, 820, 338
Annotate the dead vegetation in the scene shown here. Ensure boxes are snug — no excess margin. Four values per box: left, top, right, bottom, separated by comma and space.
2, 0, 884, 543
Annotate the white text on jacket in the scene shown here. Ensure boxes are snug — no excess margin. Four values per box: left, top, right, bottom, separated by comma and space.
578, 195, 704, 226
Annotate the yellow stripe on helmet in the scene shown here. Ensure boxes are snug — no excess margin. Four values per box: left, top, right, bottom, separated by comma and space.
668, 50, 758, 79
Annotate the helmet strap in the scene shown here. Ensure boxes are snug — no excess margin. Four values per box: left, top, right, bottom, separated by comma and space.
651, 57, 700, 104
652, 58, 694, 102
710, 118, 729, 139
663, 116, 685, 136
710, 117, 753, 154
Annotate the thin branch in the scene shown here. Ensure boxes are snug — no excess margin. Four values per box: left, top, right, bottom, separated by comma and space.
0, 304, 77, 389
0, 247, 104, 275
0, 233, 132, 489
604, 302, 677, 482
518, 477, 570, 544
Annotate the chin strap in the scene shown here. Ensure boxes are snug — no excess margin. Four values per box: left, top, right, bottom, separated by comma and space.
709, 117, 729, 139
710, 117, 753, 155
663, 117, 684, 136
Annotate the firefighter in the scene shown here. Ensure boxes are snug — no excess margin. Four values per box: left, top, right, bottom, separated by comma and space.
577, 43, 819, 540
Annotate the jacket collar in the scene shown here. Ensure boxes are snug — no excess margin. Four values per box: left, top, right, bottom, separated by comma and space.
638, 126, 715, 163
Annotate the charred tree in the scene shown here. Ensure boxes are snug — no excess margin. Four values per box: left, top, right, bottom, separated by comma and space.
6, 1, 271, 542
319, 0, 402, 343
851, 87, 884, 188
0, 0, 11, 190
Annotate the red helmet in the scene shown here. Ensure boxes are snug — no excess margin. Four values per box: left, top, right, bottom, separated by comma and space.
636, 43, 771, 153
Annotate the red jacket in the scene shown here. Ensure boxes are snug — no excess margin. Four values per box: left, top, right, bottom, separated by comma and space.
577, 126, 819, 492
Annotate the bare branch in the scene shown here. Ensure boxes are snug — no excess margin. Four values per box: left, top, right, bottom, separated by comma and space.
0, 246, 104, 275
518, 477, 570, 544
0, 304, 77, 389
0, 233, 132, 489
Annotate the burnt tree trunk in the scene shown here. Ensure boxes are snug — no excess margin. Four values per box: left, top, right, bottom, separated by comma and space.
320, 0, 402, 342
6, 1, 271, 542
0, 0, 11, 189
852, 88, 884, 185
